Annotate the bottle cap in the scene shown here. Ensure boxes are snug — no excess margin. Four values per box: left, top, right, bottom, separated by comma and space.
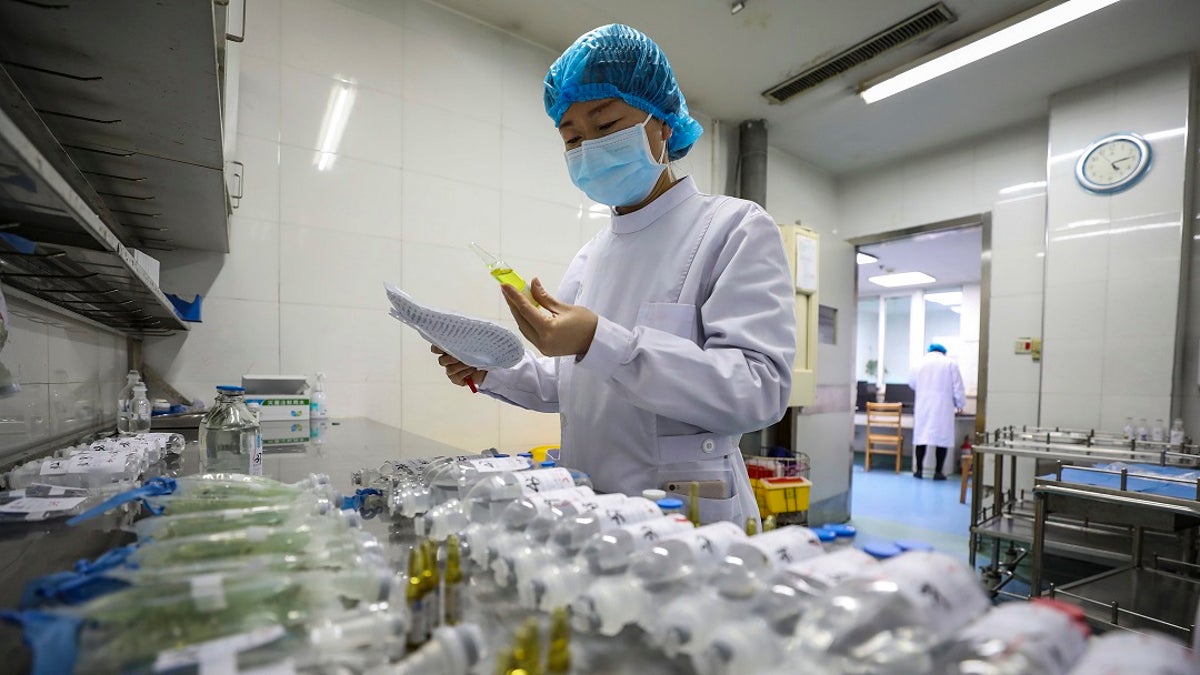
518, 452, 533, 458
830, 524, 857, 538
216, 385, 245, 393
863, 541, 902, 559
814, 527, 837, 542
656, 498, 684, 511
540, 460, 557, 468
642, 489, 667, 501
894, 539, 934, 552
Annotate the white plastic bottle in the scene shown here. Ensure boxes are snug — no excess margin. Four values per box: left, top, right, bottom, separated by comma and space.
932, 600, 1089, 675
1123, 417, 1134, 441
789, 550, 990, 674
493, 492, 628, 587
1152, 418, 1166, 443
116, 370, 141, 435
1138, 418, 1150, 442
1170, 418, 1186, 449
310, 372, 329, 419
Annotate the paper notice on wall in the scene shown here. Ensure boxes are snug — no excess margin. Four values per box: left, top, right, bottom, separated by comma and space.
795, 234, 818, 294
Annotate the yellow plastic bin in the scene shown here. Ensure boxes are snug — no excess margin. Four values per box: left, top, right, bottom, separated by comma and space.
752, 476, 811, 516
528, 445, 560, 464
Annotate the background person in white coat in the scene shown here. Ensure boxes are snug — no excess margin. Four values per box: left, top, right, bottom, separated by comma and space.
908, 343, 965, 480
432, 24, 796, 527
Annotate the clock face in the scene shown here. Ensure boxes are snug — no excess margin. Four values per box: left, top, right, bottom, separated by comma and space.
1076, 133, 1151, 193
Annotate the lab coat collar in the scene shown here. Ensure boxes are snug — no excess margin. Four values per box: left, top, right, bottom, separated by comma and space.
610, 175, 699, 234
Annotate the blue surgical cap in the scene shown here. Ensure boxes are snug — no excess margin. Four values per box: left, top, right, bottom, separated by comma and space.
929, 343, 947, 354
544, 24, 703, 161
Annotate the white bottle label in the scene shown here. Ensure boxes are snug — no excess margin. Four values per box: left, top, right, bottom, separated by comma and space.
617, 514, 694, 542
785, 547, 879, 587
660, 521, 747, 563
745, 526, 826, 566
1072, 632, 1200, 674
154, 624, 285, 672
66, 449, 137, 474
953, 603, 1087, 674
881, 551, 989, 638
594, 497, 663, 531
39, 458, 68, 476
464, 456, 532, 473
568, 492, 628, 514
517, 468, 575, 494
0, 496, 86, 514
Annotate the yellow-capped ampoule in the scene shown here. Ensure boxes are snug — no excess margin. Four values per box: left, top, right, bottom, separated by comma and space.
687, 482, 701, 527
422, 539, 441, 629
745, 516, 758, 536
546, 607, 571, 674
405, 544, 428, 650
444, 534, 464, 626
470, 242, 538, 306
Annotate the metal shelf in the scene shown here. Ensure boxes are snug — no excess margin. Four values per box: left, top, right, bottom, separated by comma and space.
973, 512, 1134, 565
0, 64, 187, 335
1050, 565, 1200, 642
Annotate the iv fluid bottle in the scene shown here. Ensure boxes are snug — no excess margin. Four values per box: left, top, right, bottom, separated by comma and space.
129, 382, 152, 434
1123, 417, 1134, 441
1171, 418, 1186, 448
932, 600, 1089, 675
116, 370, 141, 435
791, 551, 990, 675
1138, 418, 1149, 441
469, 242, 536, 305
199, 386, 261, 474
1152, 418, 1166, 443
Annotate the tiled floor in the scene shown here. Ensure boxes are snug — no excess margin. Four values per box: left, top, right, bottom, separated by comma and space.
838, 463, 974, 565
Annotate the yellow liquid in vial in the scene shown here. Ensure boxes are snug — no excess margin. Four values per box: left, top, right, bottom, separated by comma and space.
491, 268, 539, 306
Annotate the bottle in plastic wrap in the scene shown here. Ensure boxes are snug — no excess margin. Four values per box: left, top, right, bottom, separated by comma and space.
392, 624, 486, 675
130, 498, 339, 541
932, 599, 1090, 675
425, 468, 583, 542
5, 448, 144, 489
474, 486, 596, 569
116, 370, 141, 436
199, 386, 260, 474
649, 526, 826, 657
1068, 631, 1200, 675
493, 492, 627, 588
789, 550, 990, 674
571, 520, 748, 636
520, 514, 693, 610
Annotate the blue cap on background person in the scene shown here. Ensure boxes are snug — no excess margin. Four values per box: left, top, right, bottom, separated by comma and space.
928, 343, 947, 354
543, 23, 704, 160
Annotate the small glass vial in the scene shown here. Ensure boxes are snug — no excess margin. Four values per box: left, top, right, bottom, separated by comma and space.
814, 527, 837, 552
656, 498, 685, 516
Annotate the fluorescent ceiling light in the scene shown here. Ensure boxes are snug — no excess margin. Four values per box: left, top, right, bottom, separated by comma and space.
856, 252, 878, 265
925, 291, 963, 306
859, 0, 1122, 104
868, 271, 936, 288
314, 78, 358, 171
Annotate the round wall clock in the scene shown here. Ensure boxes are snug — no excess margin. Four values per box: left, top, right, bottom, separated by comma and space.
1075, 132, 1151, 194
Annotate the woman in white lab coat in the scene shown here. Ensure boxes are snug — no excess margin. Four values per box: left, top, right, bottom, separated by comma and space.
433, 24, 796, 527
908, 343, 966, 480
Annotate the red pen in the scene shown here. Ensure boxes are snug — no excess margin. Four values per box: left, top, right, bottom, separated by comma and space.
465, 376, 478, 394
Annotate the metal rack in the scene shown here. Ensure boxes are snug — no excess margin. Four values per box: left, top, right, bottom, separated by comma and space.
971, 426, 1200, 639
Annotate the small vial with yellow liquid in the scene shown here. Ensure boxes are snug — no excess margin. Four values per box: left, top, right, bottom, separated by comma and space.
470, 242, 539, 306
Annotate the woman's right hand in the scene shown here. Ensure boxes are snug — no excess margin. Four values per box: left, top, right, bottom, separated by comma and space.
432, 345, 487, 388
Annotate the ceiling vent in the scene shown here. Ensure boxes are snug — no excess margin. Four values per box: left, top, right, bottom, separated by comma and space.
762, 2, 956, 104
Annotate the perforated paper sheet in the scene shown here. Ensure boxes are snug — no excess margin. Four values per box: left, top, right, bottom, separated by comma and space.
384, 283, 524, 369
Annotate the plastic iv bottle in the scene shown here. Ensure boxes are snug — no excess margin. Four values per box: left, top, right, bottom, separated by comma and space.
571, 520, 748, 636
1138, 418, 1150, 441
1123, 417, 1135, 441
476, 486, 597, 568
931, 600, 1090, 675
469, 242, 537, 305
789, 550, 990, 675
493, 492, 628, 587
1152, 418, 1166, 442
128, 382, 152, 434
310, 372, 329, 419
1171, 418, 1186, 448
116, 370, 142, 435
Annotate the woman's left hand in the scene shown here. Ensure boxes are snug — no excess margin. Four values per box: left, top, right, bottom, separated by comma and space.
502, 278, 598, 358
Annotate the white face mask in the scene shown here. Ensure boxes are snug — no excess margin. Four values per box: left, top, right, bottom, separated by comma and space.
564, 113, 667, 207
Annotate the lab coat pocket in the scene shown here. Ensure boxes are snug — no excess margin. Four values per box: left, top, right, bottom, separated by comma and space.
635, 302, 698, 343
657, 434, 740, 524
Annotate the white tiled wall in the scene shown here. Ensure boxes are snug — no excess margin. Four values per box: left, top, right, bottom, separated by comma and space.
0, 292, 128, 459
145, 0, 722, 453
1040, 57, 1192, 432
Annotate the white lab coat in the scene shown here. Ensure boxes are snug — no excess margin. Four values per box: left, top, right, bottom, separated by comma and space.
481, 176, 796, 527
908, 351, 966, 448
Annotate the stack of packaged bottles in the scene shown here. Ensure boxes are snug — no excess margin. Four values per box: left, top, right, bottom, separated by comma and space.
6, 449, 1200, 674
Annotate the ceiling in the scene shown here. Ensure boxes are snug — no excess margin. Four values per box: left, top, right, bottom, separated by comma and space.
430, 0, 1200, 174
857, 226, 983, 297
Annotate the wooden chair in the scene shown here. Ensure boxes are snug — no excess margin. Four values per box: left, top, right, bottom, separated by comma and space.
959, 450, 973, 504
865, 402, 903, 473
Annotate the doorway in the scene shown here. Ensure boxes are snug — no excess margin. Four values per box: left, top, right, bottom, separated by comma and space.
846, 214, 990, 562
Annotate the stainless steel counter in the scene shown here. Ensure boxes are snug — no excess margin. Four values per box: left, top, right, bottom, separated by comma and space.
0, 418, 462, 672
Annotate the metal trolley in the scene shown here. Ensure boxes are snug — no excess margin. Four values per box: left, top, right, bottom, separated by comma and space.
971, 425, 1200, 641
